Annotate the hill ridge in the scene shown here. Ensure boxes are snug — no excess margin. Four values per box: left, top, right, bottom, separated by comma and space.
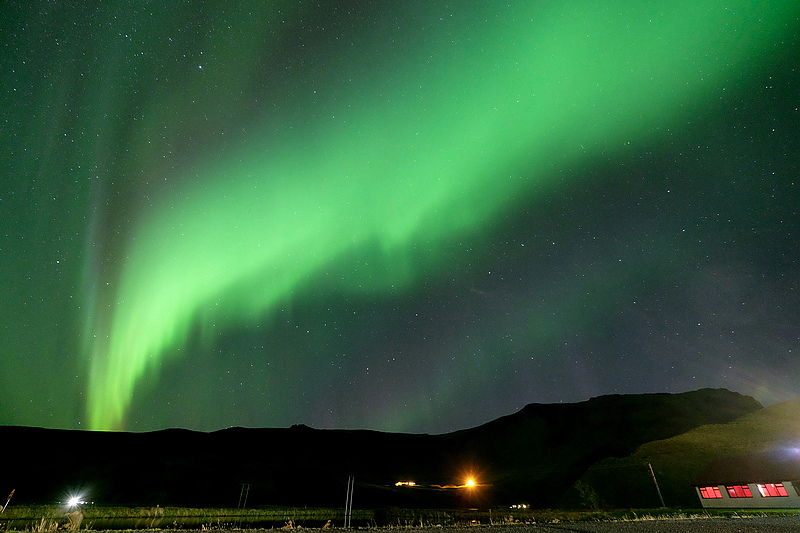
574, 396, 800, 508
0, 388, 762, 509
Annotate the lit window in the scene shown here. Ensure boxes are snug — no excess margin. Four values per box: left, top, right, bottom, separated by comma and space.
699, 486, 722, 499
726, 485, 753, 498
757, 483, 789, 497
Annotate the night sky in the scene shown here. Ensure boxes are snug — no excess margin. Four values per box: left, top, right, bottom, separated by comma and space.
2, 1, 799, 434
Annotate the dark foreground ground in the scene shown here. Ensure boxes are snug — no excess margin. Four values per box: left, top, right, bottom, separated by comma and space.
417, 516, 797, 532
159, 516, 800, 533
456, 515, 800, 532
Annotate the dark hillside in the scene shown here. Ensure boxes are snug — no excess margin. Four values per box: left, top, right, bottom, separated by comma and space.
573, 397, 800, 509
435, 388, 762, 507
0, 388, 760, 509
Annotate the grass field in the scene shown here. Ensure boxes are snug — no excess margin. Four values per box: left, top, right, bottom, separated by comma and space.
1, 505, 798, 531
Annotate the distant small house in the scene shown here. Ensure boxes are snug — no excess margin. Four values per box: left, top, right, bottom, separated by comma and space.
692, 450, 800, 508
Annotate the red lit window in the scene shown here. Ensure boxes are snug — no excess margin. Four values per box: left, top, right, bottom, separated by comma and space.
726, 485, 753, 498
757, 483, 789, 497
699, 486, 722, 499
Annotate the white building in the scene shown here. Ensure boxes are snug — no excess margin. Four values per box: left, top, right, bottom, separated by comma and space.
692, 449, 800, 508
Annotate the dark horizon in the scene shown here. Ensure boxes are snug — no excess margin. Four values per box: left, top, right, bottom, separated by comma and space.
1, 386, 769, 435
0, 389, 763, 509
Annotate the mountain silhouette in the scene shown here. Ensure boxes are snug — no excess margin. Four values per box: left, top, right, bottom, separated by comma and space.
0, 388, 760, 509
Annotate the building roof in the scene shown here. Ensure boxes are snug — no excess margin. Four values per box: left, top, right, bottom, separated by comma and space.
692, 449, 800, 486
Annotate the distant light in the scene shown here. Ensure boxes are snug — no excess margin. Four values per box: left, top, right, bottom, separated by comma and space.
395, 481, 416, 486
465, 479, 475, 487
66, 495, 85, 508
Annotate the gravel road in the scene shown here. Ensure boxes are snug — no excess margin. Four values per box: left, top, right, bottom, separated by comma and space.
406, 515, 800, 532
158, 516, 800, 533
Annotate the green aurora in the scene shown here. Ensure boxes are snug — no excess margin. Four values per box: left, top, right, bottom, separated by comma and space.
80, 2, 800, 429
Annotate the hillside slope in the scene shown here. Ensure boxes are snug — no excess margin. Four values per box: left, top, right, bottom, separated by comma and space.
573, 397, 800, 508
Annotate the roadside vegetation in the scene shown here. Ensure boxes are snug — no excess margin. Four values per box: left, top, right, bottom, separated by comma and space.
1, 505, 798, 531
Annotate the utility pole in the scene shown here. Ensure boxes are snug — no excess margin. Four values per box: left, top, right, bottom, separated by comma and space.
647, 462, 666, 508
2, 489, 14, 513
344, 476, 354, 529
238, 484, 250, 509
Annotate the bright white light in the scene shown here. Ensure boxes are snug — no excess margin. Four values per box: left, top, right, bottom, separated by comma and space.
67, 496, 83, 507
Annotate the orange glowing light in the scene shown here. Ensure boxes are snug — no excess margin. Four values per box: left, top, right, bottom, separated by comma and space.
465, 479, 475, 487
